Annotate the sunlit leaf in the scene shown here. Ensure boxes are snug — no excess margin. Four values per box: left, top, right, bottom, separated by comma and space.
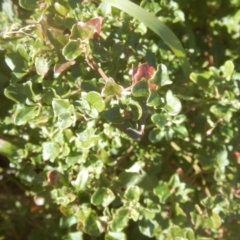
149, 64, 172, 87
14, 105, 40, 125
163, 90, 182, 116
105, 232, 126, 240
71, 168, 89, 192
101, 78, 123, 96
91, 188, 115, 207
124, 185, 142, 202
220, 60, 234, 81
76, 129, 99, 149
62, 40, 82, 61
111, 208, 129, 232
84, 91, 105, 112
35, 56, 50, 76
42, 142, 60, 162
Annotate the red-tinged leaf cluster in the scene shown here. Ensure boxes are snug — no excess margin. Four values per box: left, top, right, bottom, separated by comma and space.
132, 63, 157, 89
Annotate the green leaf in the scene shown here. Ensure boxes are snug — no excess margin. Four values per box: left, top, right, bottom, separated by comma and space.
172, 115, 186, 125
47, 28, 68, 49
197, 238, 214, 240
151, 113, 169, 128
84, 91, 105, 112
60, 204, 74, 216
71, 168, 89, 192
214, 148, 229, 171
105, 232, 126, 240
153, 181, 171, 203
91, 160, 104, 178
132, 79, 149, 97
62, 40, 82, 61
148, 128, 165, 143
63, 232, 83, 240
70, 24, 94, 40
124, 185, 142, 202
66, 155, 86, 166
190, 72, 213, 90
129, 207, 140, 221
118, 172, 158, 190
220, 60, 234, 81
111, 208, 129, 232
19, 0, 38, 10
173, 125, 189, 139
60, 215, 78, 228
4, 84, 26, 103
142, 208, 157, 220
163, 90, 182, 116
127, 100, 143, 121
201, 196, 215, 209
99, 2, 112, 16
76, 129, 99, 149
190, 212, 204, 229
165, 127, 174, 141
185, 228, 195, 240
149, 64, 172, 87
84, 211, 103, 236
75, 204, 92, 223
52, 99, 71, 116
52, 189, 76, 206
54, 2, 69, 16
210, 212, 221, 229
17, 44, 30, 61
58, 110, 76, 129
210, 105, 232, 122
101, 0, 190, 77
22, 81, 37, 102
101, 78, 123, 96
14, 105, 40, 125
42, 142, 60, 162
52, 99, 75, 128
5, 52, 28, 78
35, 56, 50, 76
0, 139, 20, 160
138, 219, 160, 238
125, 161, 144, 173
4, 81, 38, 103
169, 226, 185, 238
91, 188, 115, 207
103, 106, 124, 124
147, 89, 162, 107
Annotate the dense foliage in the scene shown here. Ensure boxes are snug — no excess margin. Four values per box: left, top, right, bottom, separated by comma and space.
1, 0, 240, 239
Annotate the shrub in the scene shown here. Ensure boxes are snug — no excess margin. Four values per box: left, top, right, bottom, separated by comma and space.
1, 0, 240, 239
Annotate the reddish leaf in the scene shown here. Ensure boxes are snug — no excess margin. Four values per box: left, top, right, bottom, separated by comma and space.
77, 17, 103, 40
47, 170, 61, 186
132, 63, 157, 89
233, 151, 240, 158
54, 60, 76, 74
233, 151, 240, 164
